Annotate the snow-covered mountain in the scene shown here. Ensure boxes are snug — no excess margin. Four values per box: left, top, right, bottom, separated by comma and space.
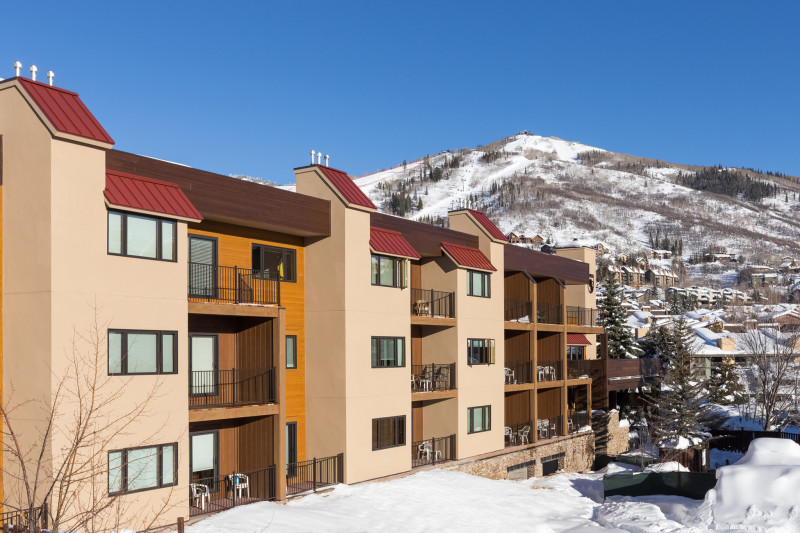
351, 133, 800, 278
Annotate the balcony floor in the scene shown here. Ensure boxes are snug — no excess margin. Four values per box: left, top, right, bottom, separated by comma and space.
189, 402, 280, 422
188, 301, 280, 318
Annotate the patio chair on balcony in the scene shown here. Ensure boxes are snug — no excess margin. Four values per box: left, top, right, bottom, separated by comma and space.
227, 473, 250, 499
537, 419, 549, 440
504, 426, 516, 445
414, 300, 431, 316
434, 366, 451, 390
504, 367, 516, 384
568, 418, 574, 433
416, 367, 433, 392
190, 482, 210, 511
518, 425, 531, 445
417, 441, 442, 460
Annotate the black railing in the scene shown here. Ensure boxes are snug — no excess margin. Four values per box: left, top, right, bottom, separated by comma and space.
537, 303, 563, 325
287, 453, 344, 496
411, 288, 455, 318
504, 299, 533, 322
1, 505, 46, 530
566, 306, 597, 327
504, 420, 533, 447
189, 368, 276, 408
537, 359, 562, 381
568, 411, 590, 434
190, 466, 276, 517
504, 361, 534, 384
189, 263, 280, 306
412, 434, 456, 467
536, 415, 562, 440
567, 359, 592, 379
411, 363, 456, 392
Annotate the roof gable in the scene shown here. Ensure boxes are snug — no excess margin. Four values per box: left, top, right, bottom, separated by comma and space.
318, 166, 376, 210
105, 170, 202, 222
17, 77, 114, 145
467, 209, 506, 242
370, 227, 421, 259
441, 241, 496, 272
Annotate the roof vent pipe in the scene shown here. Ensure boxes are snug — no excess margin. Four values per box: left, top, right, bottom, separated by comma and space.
310, 149, 315, 165
29, 65, 37, 81
13, 61, 21, 77
324, 154, 329, 166
46, 70, 54, 86
317, 152, 322, 165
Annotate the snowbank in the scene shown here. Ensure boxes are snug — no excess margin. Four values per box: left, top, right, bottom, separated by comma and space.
643, 461, 689, 473
702, 438, 800, 530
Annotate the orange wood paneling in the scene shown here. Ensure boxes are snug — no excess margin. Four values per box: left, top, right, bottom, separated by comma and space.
189, 220, 307, 463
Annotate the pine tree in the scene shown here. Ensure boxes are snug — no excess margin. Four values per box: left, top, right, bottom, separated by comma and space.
598, 275, 642, 359
708, 361, 746, 405
644, 318, 712, 447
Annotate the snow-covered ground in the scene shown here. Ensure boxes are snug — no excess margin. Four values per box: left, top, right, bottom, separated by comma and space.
177, 439, 800, 533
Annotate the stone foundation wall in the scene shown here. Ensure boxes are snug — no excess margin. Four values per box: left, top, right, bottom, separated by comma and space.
605, 410, 630, 456
441, 432, 594, 480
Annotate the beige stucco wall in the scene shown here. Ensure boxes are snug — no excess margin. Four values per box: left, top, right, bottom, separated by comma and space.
1, 84, 189, 528
555, 246, 596, 310
298, 168, 411, 484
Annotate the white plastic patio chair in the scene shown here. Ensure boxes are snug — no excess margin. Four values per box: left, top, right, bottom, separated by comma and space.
190, 482, 210, 511
227, 472, 250, 499
518, 425, 531, 445
504, 426, 516, 445
504, 367, 516, 384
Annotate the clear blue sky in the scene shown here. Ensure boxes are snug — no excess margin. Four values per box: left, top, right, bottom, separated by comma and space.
3, 2, 798, 183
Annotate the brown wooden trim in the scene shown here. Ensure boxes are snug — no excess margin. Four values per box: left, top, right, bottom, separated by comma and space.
0, 134, 3, 185
188, 301, 281, 318
411, 389, 457, 401
188, 403, 280, 422
505, 245, 590, 284
565, 325, 604, 335
504, 382, 535, 392
503, 321, 535, 331
410, 316, 456, 327
106, 150, 331, 238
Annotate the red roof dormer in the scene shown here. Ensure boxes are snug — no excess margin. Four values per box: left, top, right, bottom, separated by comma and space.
317, 166, 376, 210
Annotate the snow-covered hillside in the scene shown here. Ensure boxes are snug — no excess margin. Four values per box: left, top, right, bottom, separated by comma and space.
353, 133, 800, 269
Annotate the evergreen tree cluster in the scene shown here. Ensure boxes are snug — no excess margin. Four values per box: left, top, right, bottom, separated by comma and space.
708, 362, 746, 405
598, 275, 643, 359
648, 228, 683, 256
681, 166, 778, 202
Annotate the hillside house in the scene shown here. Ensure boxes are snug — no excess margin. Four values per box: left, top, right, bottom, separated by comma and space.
507, 232, 520, 244
594, 243, 610, 256
645, 268, 678, 287
651, 249, 672, 260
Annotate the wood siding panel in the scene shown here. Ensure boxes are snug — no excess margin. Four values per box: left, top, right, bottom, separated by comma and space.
410, 262, 421, 290
504, 272, 530, 302
189, 220, 308, 463
536, 388, 561, 419
504, 390, 531, 425
536, 278, 563, 307
412, 403, 424, 442
504, 245, 590, 284
411, 326, 423, 367
504, 330, 529, 366
537, 331, 562, 362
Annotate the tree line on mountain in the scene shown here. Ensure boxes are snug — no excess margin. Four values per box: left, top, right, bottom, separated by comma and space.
680, 166, 778, 202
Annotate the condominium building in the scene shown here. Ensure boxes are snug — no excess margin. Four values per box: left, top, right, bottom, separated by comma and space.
0, 75, 601, 529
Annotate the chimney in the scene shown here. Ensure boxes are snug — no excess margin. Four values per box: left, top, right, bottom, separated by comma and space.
29, 65, 37, 81
13, 61, 21, 77
317, 152, 322, 165
46, 70, 54, 86
324, 154, 329, 166
310, 149, 315, 165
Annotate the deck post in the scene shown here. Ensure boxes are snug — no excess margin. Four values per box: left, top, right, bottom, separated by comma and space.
312, 457, 317, 492
177, 517, 185, 533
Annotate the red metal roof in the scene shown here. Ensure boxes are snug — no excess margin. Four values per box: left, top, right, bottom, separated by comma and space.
468, 209, 506, 241
370, 227, 421, 259
17, 78, 114, 145
105, 170, 202, 221
567, 333, 592, 345
318, 166, 376, 210
441, 242, 496, 272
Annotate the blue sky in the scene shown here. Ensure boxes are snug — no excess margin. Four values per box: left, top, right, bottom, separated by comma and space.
3, 2, 798, 183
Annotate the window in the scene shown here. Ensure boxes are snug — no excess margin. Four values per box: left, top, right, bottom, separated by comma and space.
371, 337, 405, 368
108, 443, 177, 495
371, 415, 406, 450
371, 254, 407, 288
252, 244, 296, 282
467, 270, 490, 297
108, 210, 176, 261
190, 432, 218, 490
190, 334, 218, 395
567, 345, 585, 360
286, 335, 297, 369
286, 422, 298, 477
468, 405, 491, 433
108, 330, 177, 375
467, 338, 495, 366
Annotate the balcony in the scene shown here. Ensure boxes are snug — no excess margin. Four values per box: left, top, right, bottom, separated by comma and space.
412, 434, 456, 467
189, 368, 276, 409
287, 454, 344, 497
504, 420, 533, 447
537, 359, 562, 382
411, 363, 456, 392
505, 299, 533, 323
537, 303, 563, 325
411, 288, 455, 319
567, 411, 591, 435
566, 306, 597, 327
189, 263, 280, 306
536, 415, 562, 440
190, 466, 276, 516
504, 361, 534, 384
567, 359, 593, 380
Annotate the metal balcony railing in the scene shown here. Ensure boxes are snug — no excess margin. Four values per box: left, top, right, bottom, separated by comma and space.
504, 361, 534, 384
411, 288, 455, 318
412, 435, 456, 467
188, 263, 280, 305
537, 303, 563, 325
537, 359, 562, 382
567, 359, 593, 379
411, 363, 456, 392
504, 299, 533, 322
566, 306, 597, 327
189, 368, 276, 408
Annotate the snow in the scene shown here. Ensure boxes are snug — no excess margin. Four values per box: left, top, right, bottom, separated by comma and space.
643, 461, 689, 473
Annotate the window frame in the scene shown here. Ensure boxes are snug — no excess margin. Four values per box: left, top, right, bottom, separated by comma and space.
286, 335, 298, 369
108, 330, 178, 376
467, 405, 492, 434
371, 336, 406, 368
371, 415, 406, 450
108, 443, 178, 496
107, 210, 177, 262
370, 254, 407, 288
466, 270, 491, 298
189, 430, 220, 493
567, 345, 586, 360
189, 333, 219, 397
252, 244, 297, 282
467, 338, 495, 366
